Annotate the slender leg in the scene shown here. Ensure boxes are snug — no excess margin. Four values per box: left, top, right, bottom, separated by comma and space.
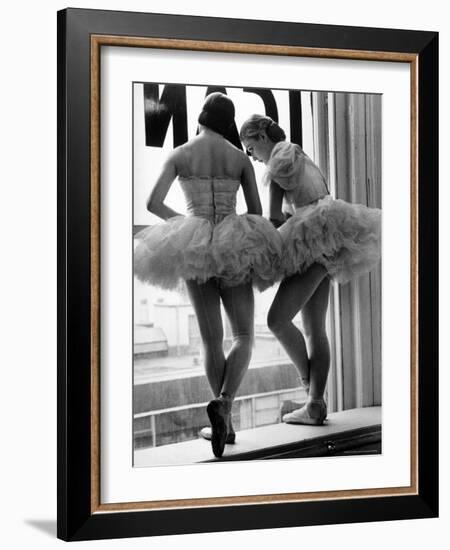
205, 282, 254, 456
219, 282, 255, 399
301, 277, 331, 400
267, 263, 327, 385
185, 279, 225, 398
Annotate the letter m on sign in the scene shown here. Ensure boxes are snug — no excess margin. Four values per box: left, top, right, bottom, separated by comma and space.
143, 84, 188, 148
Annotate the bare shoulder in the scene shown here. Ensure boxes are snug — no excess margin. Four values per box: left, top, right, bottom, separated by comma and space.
238, 149, 254, 173
216, 139, 251, 175
232, 146, 252, 170
169, 143, 187, 161
166, 143, 188, 171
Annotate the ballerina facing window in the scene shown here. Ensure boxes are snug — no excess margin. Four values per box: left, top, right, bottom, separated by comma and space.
134, 94, 283, 457
240, 115, 381, 426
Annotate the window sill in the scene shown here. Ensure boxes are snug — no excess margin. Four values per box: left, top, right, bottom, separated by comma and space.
134, 406, 381, 466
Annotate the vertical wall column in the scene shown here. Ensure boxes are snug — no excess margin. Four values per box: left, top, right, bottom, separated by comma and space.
313, 92, 382, 411
311, 92, 343, 412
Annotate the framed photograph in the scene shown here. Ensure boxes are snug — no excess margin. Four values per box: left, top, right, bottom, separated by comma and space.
57, 8, 438, 541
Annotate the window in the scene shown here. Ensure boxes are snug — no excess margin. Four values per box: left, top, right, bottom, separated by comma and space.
132, 84, 382, 460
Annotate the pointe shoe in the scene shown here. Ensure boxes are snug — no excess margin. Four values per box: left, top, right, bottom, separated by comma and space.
206, 396, 232, 458
282, 399, 327, 426
199, 426, 236, 444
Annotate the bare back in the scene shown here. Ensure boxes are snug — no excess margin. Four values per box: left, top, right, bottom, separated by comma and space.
174, 132, 247, 180
147, 129, 262, 218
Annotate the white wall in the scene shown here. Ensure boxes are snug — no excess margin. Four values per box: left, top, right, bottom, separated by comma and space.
0, 1, 447, 549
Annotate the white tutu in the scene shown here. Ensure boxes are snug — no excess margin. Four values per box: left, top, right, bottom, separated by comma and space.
279, 196, 381, 283
134, 213, 283, 291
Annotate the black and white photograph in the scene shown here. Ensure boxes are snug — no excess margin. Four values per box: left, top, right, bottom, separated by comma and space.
1, 0, 442, 546
132, 83, 382, 465
49, 0, 439, 540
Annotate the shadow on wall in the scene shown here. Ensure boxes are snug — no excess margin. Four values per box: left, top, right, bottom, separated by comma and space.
24, 519, 56, 538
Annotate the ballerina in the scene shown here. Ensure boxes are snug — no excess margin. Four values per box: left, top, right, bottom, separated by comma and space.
134, 95, 282, 456
240, 114, 381, 425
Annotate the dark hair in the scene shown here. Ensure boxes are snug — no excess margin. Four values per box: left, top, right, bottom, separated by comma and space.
198, 92, 236, 137
239, 115, 286, 143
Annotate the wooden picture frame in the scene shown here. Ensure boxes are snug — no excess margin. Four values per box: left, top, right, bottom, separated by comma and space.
57, 7, 438, 541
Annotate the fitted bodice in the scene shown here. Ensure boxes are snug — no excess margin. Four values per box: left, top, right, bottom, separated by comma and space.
265, 142, 329, 209
179, 177, 240, 224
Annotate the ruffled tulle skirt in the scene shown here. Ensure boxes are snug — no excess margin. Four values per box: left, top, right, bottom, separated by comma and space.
279, 196, 381, 283
134, 214, 283, 291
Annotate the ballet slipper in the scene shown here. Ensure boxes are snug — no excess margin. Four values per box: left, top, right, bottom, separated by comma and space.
199, 426, 236, 444
282, 398, 327, 426
280, 399, 304, 417
206, 395, 232, 457
280, 378, 310, 417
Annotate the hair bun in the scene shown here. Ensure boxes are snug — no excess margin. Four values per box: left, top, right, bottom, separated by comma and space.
198, 92, 235, 137
239, 114, 286, 144
266, 119, 286, 142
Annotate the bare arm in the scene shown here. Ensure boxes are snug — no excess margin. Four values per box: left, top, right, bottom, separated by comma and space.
240, 155, 263, 215
269, 179, 285, 227
146, 152, 182, 220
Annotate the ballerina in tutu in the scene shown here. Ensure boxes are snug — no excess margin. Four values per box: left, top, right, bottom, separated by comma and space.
240, 115, 381, 425
134, 94, 282, 457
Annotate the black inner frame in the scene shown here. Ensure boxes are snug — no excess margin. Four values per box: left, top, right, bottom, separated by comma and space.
57, 8, 438, 541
